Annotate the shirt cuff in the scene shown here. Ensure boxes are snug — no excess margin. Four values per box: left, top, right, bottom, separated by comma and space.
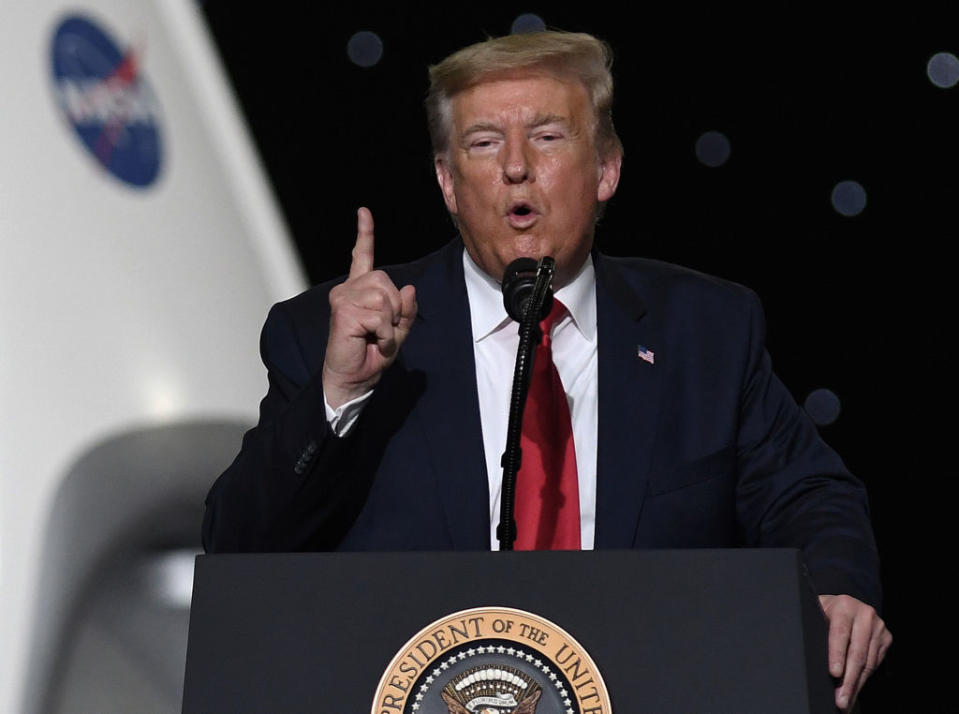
324, 389, 373, 437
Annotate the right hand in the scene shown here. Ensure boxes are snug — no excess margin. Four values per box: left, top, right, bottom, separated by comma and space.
322, 207, 418, 409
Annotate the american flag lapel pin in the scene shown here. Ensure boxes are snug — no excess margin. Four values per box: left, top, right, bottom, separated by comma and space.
637, 345, 655, 364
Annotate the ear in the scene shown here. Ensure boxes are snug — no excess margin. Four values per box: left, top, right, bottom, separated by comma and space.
596, 151, 622, 203
434, 155, 458, 215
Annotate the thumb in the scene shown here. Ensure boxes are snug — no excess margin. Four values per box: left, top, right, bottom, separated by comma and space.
393, 284, 418, 346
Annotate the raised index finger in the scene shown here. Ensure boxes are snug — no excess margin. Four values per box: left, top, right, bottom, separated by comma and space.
349, 206, 375, 279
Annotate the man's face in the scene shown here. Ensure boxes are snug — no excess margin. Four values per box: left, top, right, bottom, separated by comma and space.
434, 71, 621, 288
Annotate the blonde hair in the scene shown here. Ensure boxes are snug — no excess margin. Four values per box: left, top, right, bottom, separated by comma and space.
426, 31, 623, 159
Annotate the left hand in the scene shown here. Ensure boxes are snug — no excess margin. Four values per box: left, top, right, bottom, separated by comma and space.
819, 594, 892, 712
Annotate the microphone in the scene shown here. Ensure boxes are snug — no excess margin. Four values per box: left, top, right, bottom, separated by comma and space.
501, 258, 554, 322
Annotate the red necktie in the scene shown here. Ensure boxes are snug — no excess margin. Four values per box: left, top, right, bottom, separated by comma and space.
514, 299, 581, 550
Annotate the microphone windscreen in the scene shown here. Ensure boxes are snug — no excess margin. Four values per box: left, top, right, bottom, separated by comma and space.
501, 258, 552, 322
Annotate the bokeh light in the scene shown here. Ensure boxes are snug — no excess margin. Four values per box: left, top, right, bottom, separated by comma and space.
695, 130, 731, 167
804, 388, 841, 426
927, 52, 959, 88
831, 180, 867, 217
511, 14, 546, 34
347, 31, 384, 68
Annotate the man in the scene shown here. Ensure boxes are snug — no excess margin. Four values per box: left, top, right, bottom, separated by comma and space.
203, 31, 890, 710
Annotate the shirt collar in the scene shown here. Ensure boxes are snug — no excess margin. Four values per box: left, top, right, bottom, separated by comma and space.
462, 248, 597, 343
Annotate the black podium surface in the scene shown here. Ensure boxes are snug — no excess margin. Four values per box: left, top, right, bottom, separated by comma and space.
183, 549, 833, 713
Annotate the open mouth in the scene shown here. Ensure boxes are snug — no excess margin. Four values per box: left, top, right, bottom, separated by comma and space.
507, 201, 538, 224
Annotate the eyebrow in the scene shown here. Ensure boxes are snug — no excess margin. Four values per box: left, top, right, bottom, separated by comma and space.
528, 113, 569, 129
460, 114, 571, 138
461, 121, 502, 137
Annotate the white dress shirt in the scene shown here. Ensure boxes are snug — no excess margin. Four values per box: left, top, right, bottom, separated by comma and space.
463, 250, 598, 550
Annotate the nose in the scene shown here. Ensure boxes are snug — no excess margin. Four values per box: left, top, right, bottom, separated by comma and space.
502, 136, 533, 184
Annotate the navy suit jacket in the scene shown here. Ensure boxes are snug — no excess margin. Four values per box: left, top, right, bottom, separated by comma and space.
203, 238, 881, 607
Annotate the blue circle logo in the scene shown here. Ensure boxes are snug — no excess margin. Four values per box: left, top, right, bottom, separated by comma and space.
50, 14, 163, 188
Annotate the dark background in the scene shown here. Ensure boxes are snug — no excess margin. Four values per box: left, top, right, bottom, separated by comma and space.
201, 4, 957, 710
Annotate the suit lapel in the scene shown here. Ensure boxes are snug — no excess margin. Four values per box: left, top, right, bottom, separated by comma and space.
593, 254, 663, 548
399, 241, 490, 550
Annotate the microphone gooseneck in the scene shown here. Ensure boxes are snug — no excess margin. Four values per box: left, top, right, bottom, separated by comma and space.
497, 256, 556, 551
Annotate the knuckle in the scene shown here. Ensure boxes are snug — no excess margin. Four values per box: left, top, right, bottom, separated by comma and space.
836, 595, 856, 611
369, 269, 397, 288
328, 290, 347, 311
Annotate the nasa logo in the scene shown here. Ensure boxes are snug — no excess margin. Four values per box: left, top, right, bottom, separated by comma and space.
50, 13, 163, 187
373, 606, 612, 714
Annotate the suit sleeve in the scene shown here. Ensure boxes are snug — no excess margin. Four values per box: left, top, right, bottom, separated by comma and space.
734, 291, 882, 608
201, 300, 368, 552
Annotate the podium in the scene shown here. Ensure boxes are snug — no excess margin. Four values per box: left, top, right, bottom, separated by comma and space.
183, 549, 834, 713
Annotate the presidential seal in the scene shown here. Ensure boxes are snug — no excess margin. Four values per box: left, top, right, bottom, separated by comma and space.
372, 606, 611, 714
